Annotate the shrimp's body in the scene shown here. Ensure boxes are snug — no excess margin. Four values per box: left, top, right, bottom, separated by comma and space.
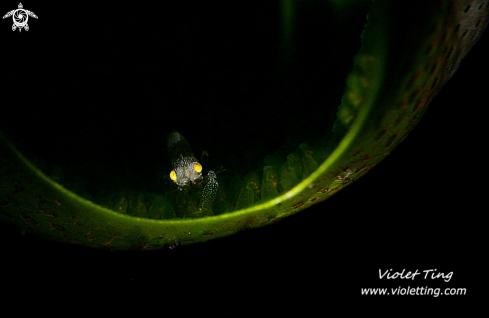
168, 131, 203, 189
167, 131, 218, 216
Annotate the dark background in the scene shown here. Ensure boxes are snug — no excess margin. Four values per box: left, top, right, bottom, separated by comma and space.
0, 1, 485, 306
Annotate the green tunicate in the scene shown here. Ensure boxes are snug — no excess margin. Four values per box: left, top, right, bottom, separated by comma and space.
278, 161, 300, 193
114, 193, 128, 213
261, 166, 279, 201
299, 143, 318, 179
148, 195, 174, 219
1, 0, 485, 249
235, 172, 260, 210
133, 194, 148, 218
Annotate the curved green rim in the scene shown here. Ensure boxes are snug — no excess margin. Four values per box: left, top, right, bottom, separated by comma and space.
1, 0, 486, 249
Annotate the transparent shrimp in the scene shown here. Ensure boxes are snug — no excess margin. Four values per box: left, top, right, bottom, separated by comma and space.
198, 170, 218, 216
167, 131, 219, 217
168, 131, 203, 189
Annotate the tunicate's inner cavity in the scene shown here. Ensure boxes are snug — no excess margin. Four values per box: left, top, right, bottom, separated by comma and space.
0, 1, 371, 219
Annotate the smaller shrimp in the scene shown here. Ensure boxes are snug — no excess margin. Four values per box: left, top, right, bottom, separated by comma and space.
198, 170, 219, 215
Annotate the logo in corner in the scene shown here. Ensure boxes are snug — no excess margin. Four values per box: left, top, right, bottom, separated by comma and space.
3, 3, 38, 32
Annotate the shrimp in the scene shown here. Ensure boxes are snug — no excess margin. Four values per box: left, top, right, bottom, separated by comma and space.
167, 131, 218, 216
167, 131, 203, 189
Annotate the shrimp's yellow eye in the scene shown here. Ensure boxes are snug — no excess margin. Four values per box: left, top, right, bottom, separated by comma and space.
194, 163, 202, 173
170, 170, 177, 182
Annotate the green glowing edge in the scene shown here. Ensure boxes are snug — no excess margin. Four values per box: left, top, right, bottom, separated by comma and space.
1, 0, 472, 249
0, 3, 385, 249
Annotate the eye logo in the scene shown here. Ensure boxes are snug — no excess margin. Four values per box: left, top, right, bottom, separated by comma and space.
3, 3, 38, 32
